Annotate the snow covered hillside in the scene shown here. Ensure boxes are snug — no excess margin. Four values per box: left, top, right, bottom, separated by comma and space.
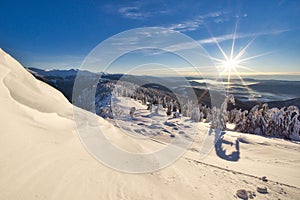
28, 67, 300, 140
0, 48, 300, 200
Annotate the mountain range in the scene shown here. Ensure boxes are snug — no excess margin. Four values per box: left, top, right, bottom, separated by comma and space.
27, 67, 300, 110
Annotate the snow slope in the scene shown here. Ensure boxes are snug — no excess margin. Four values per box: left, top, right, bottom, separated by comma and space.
0, 48, 299, 200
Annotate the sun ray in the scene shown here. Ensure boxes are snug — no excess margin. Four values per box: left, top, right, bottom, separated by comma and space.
238, 51, 273, 63
206, 55, 227, 63
226, 67, 232, 95
232, 67, 255, 95
203, 24, 229, 60
214, 38, 229, 61
235, 64, 259, 72
201, 21, 272, 99
230, 20, 239, 60
234, 37, 256, 60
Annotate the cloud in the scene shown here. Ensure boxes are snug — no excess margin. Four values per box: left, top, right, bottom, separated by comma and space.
199, 29, 290, 44
198, 34, 234, 44
118, 6, 150, 19
149, 29, 291, 53
168, 20, 203, 32
116, 3, 171, 20
105, 26, 290, 59
167, 12, 225, 32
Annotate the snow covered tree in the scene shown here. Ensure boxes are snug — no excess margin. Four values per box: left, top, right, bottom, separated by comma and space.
191, 107, 201, 122
129, 107, 136, 119
234, 110, 248, 132
210, 95, 235, 130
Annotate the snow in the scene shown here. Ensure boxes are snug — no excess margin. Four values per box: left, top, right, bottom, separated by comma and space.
28, 67, 78, 78
0, 48, 300, 199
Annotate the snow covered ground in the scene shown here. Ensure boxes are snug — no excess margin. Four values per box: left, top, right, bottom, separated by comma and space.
0, 48, 300, 199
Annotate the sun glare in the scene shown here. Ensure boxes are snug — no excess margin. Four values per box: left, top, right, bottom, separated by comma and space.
204, 20, 270, 95
223, 58, 239, 72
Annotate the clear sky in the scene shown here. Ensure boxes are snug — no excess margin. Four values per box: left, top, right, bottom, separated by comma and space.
0, 0, 299, 79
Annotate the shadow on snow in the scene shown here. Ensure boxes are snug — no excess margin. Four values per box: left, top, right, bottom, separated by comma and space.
209, 128, 240, 162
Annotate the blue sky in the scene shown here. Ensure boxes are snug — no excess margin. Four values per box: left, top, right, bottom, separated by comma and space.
0, 0, 299, 79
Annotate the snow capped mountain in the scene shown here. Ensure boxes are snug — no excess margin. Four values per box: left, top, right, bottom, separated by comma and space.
27, 67, 96, 78
27, 67, 78, 78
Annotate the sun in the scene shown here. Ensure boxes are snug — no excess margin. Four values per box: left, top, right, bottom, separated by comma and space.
223, 58, 240, 72
203, 21, 270, 95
